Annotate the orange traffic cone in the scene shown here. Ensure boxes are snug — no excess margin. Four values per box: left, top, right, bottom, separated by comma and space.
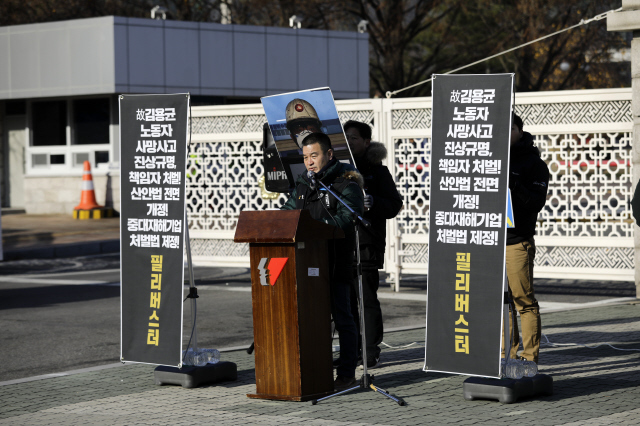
75, 161, 102, 210
73, 161, 114, 219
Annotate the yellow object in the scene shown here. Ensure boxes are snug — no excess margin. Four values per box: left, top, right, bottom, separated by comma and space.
73, 207, 115, 220
259, 175, 279, 200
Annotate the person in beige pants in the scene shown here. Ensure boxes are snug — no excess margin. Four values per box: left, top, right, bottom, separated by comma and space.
504, 114, 549, 363
506, 239, 540, 362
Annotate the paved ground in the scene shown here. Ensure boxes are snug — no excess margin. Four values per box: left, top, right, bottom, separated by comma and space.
1, 303, 640, 425
1, 213, 119, 249
0, 255, 431, 382
1, 212, 119, 260
2, 212, 640, 424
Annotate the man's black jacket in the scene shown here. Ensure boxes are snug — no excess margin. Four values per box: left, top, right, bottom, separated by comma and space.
281, 158, 365, 284
507, 132, 550, 245
354, 142, 403, 266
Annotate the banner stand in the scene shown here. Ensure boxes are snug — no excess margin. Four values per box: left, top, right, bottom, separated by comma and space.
421, 74, 553, 403
152, 114, 238, 388
461, 269, 553, 404
183, 214, 201, 359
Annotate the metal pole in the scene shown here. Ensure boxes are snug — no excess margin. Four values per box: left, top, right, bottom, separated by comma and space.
395, 234, 401, 292
310, 188, 405, 406
502, 266, 511, 376
185, 215, 197, 352
355, 223, 369, 387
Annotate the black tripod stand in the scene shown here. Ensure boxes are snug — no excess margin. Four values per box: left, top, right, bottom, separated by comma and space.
310, 178, 405, 406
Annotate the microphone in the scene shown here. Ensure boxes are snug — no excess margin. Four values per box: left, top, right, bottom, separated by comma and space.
307, 170, 317, 190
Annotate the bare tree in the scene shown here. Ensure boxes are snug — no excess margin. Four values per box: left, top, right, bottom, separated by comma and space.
154, 0, 223, 22
0, 0, 150, 26
0, 0, 227, 26
461, 0, 629, 92
229, 0, 344, 30
338, 0, 628, 96
339, 0, 463, 97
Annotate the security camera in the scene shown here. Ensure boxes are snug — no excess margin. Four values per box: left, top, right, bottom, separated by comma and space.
289, 15, 302, 29
151, 5, 168, 20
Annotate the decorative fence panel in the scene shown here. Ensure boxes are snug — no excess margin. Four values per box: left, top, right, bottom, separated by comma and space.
187, 88, 634, 284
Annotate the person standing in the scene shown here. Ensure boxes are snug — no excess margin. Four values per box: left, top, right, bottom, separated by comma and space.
632, 178, 640, 226
281, 132, 364, 391
505, 114, 549, 364
343, 120, 402, 368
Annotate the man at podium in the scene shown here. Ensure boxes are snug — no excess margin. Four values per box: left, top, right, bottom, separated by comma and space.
281, 132, 365, 391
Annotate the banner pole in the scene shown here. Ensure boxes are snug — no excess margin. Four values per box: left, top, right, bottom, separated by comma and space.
502, 266, 510, 375
185, 211, 198, 353
184, 95, 198, 355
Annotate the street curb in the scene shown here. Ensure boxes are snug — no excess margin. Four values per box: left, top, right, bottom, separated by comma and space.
3, 239, 120, 260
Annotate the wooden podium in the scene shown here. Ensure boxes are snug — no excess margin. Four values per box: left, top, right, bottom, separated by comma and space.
234, 209, 343, 401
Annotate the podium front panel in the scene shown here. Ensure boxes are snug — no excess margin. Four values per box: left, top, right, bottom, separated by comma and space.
294, 240, 332, 397
250, 244, 300, 398
248, 240, 333, 401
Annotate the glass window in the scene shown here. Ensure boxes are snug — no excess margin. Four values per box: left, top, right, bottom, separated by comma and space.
95, 150, 110, 165
32, 153, 48, 167
32, 101, 67, 146
6, 100, 26, 115
73, 98, 110, 145
50, 154, 65, 165
73, 153, 90, 167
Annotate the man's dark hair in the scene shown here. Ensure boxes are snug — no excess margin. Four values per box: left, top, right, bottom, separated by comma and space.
344, 120, 372, 140
302, 132, 332, 153
512, 114, 524, 132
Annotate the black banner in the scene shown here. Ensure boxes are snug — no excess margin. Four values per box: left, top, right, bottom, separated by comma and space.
120, 94, 189, 366
425, 74, 514, 377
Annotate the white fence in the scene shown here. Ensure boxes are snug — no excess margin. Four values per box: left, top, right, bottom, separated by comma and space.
187, 88, 634, 286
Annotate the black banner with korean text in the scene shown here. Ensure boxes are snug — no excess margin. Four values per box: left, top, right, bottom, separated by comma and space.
425, 74, 514, 378
120, 94, 189, 366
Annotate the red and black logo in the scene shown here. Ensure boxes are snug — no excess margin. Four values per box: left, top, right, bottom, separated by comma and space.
257, 257, 288, 286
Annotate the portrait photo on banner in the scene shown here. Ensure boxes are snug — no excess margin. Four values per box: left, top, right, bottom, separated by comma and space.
261, 87, 354, 183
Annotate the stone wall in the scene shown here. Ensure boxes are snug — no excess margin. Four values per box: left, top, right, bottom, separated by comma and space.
23, 173, 120, 215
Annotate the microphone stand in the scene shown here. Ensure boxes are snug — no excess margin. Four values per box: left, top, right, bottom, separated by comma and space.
311, 179, 405, 406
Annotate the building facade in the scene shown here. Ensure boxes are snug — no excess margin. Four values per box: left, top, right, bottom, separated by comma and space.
0, 16, 369, 213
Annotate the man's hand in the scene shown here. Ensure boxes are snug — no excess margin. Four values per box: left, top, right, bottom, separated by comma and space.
364, 194, 374, 210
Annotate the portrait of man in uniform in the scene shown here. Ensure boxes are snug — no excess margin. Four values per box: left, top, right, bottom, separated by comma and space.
262, 88, 354, 183
285, 98, 324, 149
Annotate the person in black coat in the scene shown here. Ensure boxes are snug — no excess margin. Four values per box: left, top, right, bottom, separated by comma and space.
505, 114, 549, 363
632, 179, 640, 226
281, 132, 364, 391
343, 120, 403, 368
